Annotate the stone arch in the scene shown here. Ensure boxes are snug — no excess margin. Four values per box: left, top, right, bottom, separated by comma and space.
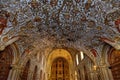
107, 47, 120, 80
63, 46, 96, 65
50, 57, 70, 80
74, 47, 96, 65
77, 54, 95, 80
107, 47, 115, 65
5, 43, 21, 80
46, 48, 75, 80
101, 44, 111, 64
10, 43, 20, 64
83, 58, 91, 79
101, 44, 114, 80
44, 46, 96, 80
8, 45, 31, 80
46, 46, 96, 65
0, 46, 13, 80
20, 60, 31, 80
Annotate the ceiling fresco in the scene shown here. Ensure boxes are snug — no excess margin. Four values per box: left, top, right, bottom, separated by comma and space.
0, 0, 120, 54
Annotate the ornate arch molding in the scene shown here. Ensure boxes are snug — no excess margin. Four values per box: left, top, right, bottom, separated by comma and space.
18, 56, 30, 66
10, 43, 20, 64
46, 48, 74, 80
3, 43, 20, 80
101, 44, 116, 80
78, 49, 96, 65
63, 47, 96, 69
45, 46, 96, 80
101, 44, 111, 64
107, 45, 120, 80
0, 45, 14, 80
107, 47, 115, 64
45, 46, 96, 65
64, 45, 96, 65
8, 43, 32, 80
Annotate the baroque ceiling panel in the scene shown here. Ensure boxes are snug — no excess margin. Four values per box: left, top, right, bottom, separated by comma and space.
0, 0, 120, 53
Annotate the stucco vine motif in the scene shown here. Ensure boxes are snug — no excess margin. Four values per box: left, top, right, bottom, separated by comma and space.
0, 0, 120, 53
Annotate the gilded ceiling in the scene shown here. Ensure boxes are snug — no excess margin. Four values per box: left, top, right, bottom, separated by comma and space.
0, 0, 120, 54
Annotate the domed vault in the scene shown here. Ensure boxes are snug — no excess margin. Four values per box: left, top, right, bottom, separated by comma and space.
0, 0, 120, 80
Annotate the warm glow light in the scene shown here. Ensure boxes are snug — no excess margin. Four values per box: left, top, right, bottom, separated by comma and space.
76, 54, 79, 65
75, 71, 77, 80
93, 65, 97, 71
80, 51, 84, 60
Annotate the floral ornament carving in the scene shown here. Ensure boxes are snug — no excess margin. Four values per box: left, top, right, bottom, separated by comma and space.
0, 0, 120, 53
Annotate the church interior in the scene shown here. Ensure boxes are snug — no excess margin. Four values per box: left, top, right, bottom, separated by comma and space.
0, 0, 120, 80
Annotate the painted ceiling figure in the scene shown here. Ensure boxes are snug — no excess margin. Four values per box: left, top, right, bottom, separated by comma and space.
100, 37, 120, 50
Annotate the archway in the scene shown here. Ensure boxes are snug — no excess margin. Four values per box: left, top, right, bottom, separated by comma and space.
20, 60, 30, 80
50, 57, 70, 80
108, 48, 120, 80
46, 49, 75, 80
0, 46, 13, 80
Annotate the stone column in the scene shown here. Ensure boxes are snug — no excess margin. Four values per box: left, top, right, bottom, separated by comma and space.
89, 71, 95, 80
87, 67, 95, 80
79, 65, 85, 80
97, 64, 113, 80
7, 64, 23, 80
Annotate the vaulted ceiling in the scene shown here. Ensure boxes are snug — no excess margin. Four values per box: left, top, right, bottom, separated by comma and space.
0, 0, 120, 55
